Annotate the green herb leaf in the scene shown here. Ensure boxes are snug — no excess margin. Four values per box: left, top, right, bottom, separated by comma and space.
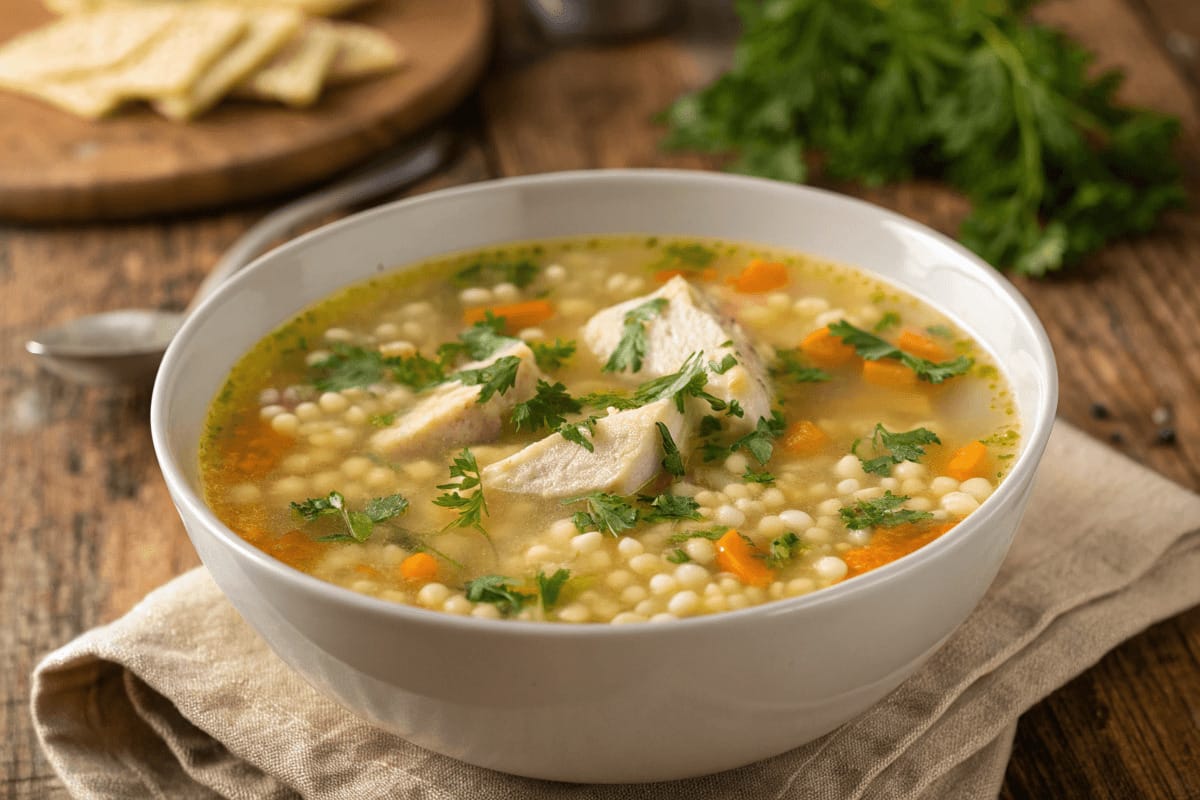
531, 338, 576, 371
771, 348, 832, 384
290, 491, 343, 521
369, 413, 396, 428
699, 415, 723, 437
292, 490, 408, 544
364, 493, 409, 523
853, 424, 942, 476
666, 549, 692, 564
464, 575, 532, 616
874, 312, 901, 332
765, 531, 807, 569
453, 258, 539, 289
667, 526, 728, 545
556, 415, 599, 452
839, 491, 934, 530
604, 298, 669, 373
536, 568, 571, 612
656, 421, 685, 477
309, 344, 445, 392
828, 320, 973, 384
640, 493, 702, 523
434, 448, 489, 537
709, 353, 738, 374
742, 467, 776, 484
438, 315, 516, 365
511, 380, 582, 433
451, 355, 522, 403
564, 493, 639, 536
650, 242, 717, 272
730, 412, 787, 465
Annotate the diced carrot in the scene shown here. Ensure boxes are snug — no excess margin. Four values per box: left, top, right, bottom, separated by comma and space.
654, 267, 718, 284
354, 564, 383, 580
263, 530, 324, 570
862, 359, 918, 389
715, 529, 775, 588
463, 300, 554, 332
946, 441, 989, 481
842, 522, 956, 578
399, 552, 439, 582
897, 330, 949, 362
727, 259, 790, 293
799, 326, 858, 367
780, 420, 830, 456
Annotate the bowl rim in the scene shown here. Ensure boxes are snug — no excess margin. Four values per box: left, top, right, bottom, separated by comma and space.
151, 168, 1058, 638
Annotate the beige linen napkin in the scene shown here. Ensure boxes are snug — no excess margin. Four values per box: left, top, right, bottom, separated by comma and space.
32, 422, 1200, 800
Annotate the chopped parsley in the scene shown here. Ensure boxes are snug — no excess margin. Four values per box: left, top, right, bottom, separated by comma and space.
536, 568, 571, 612
604, 297, 669, 373
729, 411, 787, 465
464, 575, 532, 616
828, 320, 973, 383
743, 467, 776, 484
556, 415, 600, 452
853, 424, 941, 476
765, 531, 807, 569
433, 449, 489, 537
530, 338, 576, 371
291, 490, 409, 543
667, 526, 727, 544
873, 312, 901, 332
437, 314, 516, 364
565, 492, 639, 536
453, 258, 539, 289
511, 380, 581, 433
657, 422, 685, 477
771, 348, 832, 384
709, 353, 738, 374
369, 412, 395, 428
309, 344, 444, 392
666, 549, 692, 564
650, 242, 717, 272
450, 356, 522, 403
839, 491, 933, 530
633, 351, 727, 413
640, 493, 702, 523
926, 324, 955, 339
699, 415, 723, 437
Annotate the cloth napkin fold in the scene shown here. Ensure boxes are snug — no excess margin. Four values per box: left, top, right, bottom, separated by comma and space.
31, 422, 1200, 800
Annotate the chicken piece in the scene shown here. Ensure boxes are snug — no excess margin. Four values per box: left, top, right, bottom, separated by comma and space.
370, 341, 540, 457
583, 276, 772, 429
482, 399, 687, 498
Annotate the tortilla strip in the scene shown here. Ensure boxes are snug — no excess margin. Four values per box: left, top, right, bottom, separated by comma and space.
232, 20, 339, 108
325, 21, 405, 85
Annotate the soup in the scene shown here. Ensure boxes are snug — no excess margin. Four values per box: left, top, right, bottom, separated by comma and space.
200, 236, 1019, 624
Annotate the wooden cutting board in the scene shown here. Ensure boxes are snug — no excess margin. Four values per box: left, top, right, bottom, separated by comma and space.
0, 0, 491, 222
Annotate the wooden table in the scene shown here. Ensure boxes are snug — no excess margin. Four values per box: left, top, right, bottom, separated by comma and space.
2, 1, 1198, 797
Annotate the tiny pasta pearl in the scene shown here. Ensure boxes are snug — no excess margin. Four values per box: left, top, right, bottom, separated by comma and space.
545, 264, 567, 282
606, 570, 635, 590
814, 556, 848, 581
901, 478, 927, 495
294, 402, 320, 421
723, 482, 751, 499
571, 531, 604, 555
341, 456, 371, 478
724, 453, 749, 475
270, 413, 299, 436
960, 477, 994, 502
941, 491, 980, 516
892, 461, 928, 480
668, 590, 700, 616
787, 578, 815, 596
649, 574, 678, 596
816, 498, 842, 516
714, 505, 746, 528
318, 392, 349, 414
804, 527, 832, 544
793, 296, 829, 315
259, 404, 285, 420
629, 553, 662, 576
835, 455, 865, 479
649, 613, 678, 623
685, 538, 716, 564
442, 595, 472, 615
472, 604, 501, 620
758, 515, 787, 537
617, 537, 644, 558
611, 612, 646, 625
779, 509, 814, 529
879, 477, 899, 491
558, 603, 590, 623
229, 483, 260, 504
374, 322, 400, 339
930, 476, 960, 496
674, 563, 710, 590
761, 487, 786, 509
836, 478, 861, 495
621, 585, 649, 605
525, 544, 556, 565
324, 327, 354, 343
417, 583, 450, 608
493, 282, 521, 302
459, 287, 492, 306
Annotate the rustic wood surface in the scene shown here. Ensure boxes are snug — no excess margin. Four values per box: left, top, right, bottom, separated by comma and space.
2, 0, 1198, 797
0, 0, 490, 223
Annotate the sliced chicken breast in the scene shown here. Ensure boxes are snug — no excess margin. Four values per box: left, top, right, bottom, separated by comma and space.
583, 276, 771, 428
370, 341, 540, 457
483, 399, 687, 498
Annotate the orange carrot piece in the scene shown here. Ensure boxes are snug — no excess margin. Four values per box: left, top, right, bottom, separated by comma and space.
842, 522, 956, 578
399, 552, 439, 582
799, 326, 858, 367
715, 529, 775, 588
946, 441, 989, 481
654, 267, 718, 284
463, 300, 554, 332
780, 420, 830, 456
897, 330, 949, 362
727, 259, 789, 293
862, 359, 919, 389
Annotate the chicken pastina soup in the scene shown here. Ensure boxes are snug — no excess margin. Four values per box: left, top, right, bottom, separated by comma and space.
200, 236, 1019, 623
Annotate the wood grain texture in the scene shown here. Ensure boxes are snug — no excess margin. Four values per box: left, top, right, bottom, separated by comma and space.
0, 0, 491, 222
3, 0, 1199, 797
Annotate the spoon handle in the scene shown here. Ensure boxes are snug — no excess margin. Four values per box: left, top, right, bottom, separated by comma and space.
185, 130, 453, 314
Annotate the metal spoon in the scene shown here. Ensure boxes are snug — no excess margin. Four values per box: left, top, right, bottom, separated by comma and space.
25, 131, 453, 387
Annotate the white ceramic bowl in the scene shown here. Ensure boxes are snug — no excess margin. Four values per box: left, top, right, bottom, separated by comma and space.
151, 170, 1057, 783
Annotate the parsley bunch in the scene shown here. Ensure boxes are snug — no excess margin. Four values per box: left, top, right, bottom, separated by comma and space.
662, 0, 1185, 275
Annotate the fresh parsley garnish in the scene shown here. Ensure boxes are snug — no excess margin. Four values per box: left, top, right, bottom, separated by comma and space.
771, 348, 832, 384
743, 467, 776, 484
765, 531, 806, 569
290, 490, 408, 543
828, 320, 973, 383
699, 415, 723, 437
556, 415, 599, 452
369, 412, 395, 428
853, 424, 942, 476
667, 526, 728, 544
453, 258, 539, 289
511, 380, 581, 433
666, 549, 692, 564
437, 314, 516, 365
536, 568, 571, 612
605, 297, 669, 373
464, 575, 532, 616
709, 353, 738, 374
650, 242, 717, 272
531, 338, 576, 371
640, 493, 702, 523
633, 351, 727, 413
661, 0, 1185, 275
565, 493, 639, 536
926, 324, 955, 339
873, 312, 901, 333
433, 449, 489, 537
729, 411, 787, 465
839, 491, 934, 530
309, 344, 444, 392
451, 356, 522, 403
656, 422, 685, 477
